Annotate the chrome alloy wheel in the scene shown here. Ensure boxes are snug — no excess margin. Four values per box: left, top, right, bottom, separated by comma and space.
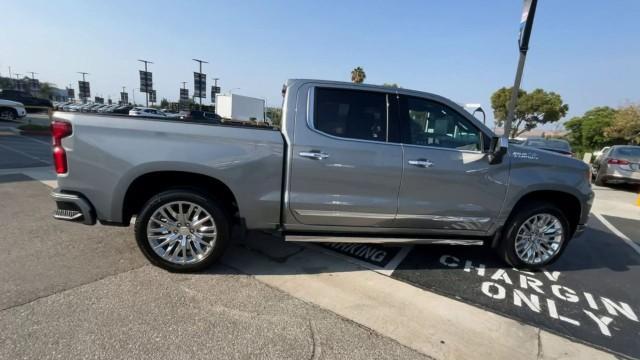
514, 213, 564, 265
146, 201, 217, 265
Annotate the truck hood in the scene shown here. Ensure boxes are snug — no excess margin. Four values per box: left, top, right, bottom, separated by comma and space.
509, 144, 588, 172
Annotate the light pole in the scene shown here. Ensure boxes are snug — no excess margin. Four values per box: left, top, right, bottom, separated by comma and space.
192, 58, 208, 110
138, 59, 153, 107
504, 0, 538, 139
228, 87, 240, 94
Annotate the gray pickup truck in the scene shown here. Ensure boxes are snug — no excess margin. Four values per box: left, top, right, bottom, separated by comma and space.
51, 79, 593, 271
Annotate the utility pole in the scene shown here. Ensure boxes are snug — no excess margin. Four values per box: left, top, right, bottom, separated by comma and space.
181, 82, 187, 89
78, 72, 89, 103
504, 0, 538, 139
138, 59, 153, 107
14, 74, 22, 91
192, 58, 208, 110
27, 71, 38, 94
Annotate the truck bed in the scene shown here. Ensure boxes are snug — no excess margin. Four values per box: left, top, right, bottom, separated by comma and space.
52, 111, 285, 229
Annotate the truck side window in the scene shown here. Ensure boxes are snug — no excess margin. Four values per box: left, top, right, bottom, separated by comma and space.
400, 96, 481, 151
314, 88, 387, 142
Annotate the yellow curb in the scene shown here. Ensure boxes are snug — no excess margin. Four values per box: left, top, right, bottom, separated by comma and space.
636, 193, 640, 207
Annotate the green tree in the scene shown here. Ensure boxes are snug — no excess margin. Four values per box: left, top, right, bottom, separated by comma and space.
351, 67, 366, 84
564, 106, 618, 153
0, 77, 12, 90
605, 105, 640, 144
491, 87, 569, 138
37, 82, 55, 99
160, 98, 169, 108
265, 107, 282, 126
382, 83, 400, 88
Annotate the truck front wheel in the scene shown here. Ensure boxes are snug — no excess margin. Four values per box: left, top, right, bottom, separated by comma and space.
134, 189, 230, 272
498, 202, 570, 269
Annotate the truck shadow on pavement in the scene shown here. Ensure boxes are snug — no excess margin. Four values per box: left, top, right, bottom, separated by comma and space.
208, 215, 639, 279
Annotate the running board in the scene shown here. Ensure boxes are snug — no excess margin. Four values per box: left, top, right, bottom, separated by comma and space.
285, 235, 484, 245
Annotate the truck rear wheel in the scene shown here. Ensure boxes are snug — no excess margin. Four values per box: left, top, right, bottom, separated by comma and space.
134, 189, 230, 272
497, 202, 570, 269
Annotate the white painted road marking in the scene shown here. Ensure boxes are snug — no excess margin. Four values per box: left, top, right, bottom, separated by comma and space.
593, 212, 640, 256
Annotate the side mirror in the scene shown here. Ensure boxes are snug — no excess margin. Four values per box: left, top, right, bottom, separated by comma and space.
488, 137, 508, 164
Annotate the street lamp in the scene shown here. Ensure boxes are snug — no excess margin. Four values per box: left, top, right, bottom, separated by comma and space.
192, 58, 208, 110
228, 87, 240, 94
138, 59, 153, 107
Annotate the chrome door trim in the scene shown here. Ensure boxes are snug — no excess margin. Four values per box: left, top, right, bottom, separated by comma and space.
395, 214, 491, 223
295, 209, 396, 220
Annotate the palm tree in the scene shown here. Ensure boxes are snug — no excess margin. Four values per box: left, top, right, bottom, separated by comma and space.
351, 67, 366, 84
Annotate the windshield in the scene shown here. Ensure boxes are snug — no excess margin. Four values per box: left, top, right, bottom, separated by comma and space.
524, 138, 571, 152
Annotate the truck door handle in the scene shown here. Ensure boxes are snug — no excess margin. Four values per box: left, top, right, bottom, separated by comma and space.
408, 159, 433, 168
299, 151, 329, 160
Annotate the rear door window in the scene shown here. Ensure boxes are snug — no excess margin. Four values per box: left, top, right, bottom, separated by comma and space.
314, 88, 388, 142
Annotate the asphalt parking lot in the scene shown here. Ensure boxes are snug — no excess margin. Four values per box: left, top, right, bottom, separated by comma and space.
1, 127, 639, 359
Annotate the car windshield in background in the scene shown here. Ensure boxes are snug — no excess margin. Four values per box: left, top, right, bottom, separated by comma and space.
524, 138, 571, 152
613, 146, 640, 160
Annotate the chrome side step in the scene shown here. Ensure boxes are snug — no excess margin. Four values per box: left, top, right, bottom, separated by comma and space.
285, 235, 483, 245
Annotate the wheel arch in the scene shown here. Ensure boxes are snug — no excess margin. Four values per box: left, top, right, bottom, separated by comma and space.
507, 189, 582, 237
121, 170, 239, 225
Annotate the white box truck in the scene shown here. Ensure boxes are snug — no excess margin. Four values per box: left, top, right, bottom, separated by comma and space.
215, 93, 265, 123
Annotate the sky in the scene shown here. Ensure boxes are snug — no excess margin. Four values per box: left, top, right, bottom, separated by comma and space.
1, 0, 639, 128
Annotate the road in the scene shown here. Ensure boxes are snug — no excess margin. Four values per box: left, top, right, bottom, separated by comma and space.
0, 127, 638, 359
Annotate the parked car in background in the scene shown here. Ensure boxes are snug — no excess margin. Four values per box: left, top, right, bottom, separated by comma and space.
592, 146, 610, 163
50, 79, 593, 272
592, 145, 640, 186
180, 110, 222, 123
129, 107, 167, 118
112, 105, 133, 114
0, 89, 53, 109
160, 109, 181, 118
522, 137, 573, 157
0, 99, 28, 120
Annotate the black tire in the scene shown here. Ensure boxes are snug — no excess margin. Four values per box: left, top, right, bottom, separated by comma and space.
134, 189, 230, 272
0, 108, 17, 121
497, 201, 570, 269
594, 170, 607, 186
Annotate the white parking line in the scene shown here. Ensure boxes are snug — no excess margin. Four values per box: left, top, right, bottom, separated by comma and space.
593, 212, 640, 256
0, 143, 50, 165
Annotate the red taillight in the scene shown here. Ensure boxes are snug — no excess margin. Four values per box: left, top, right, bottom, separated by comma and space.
53, 146, 67, 173
51, 120, 72, 174
607, 158, 630, 165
